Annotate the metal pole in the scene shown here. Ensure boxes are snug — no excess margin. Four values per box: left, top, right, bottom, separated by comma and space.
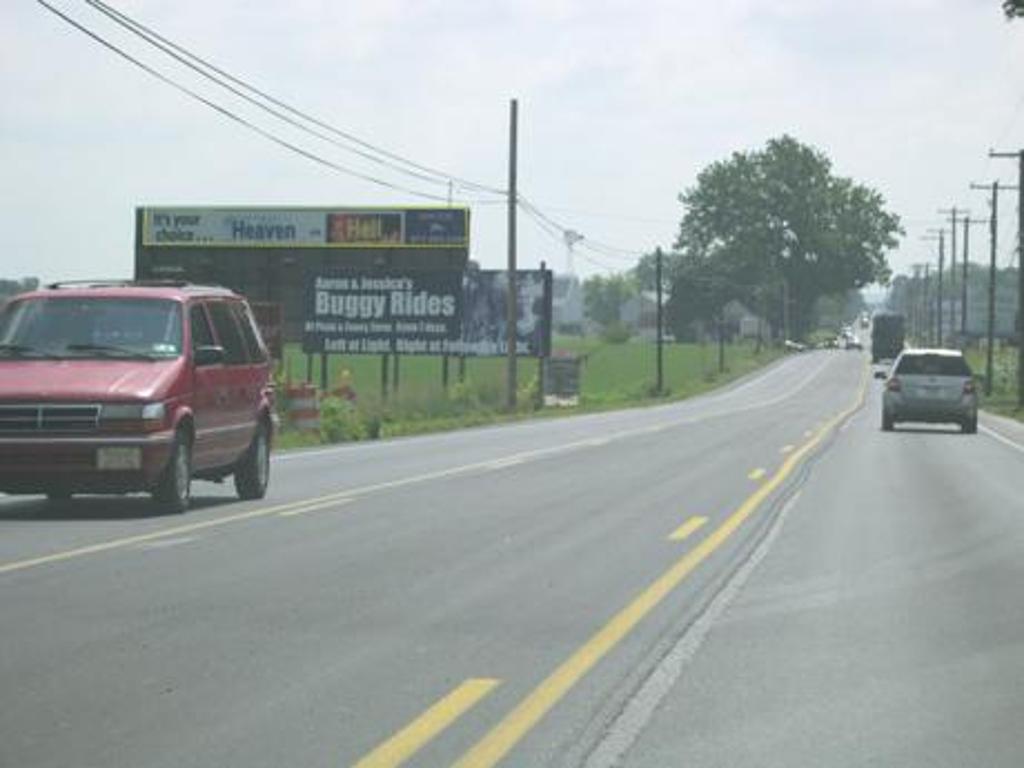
537, 260, 547, 410
442, 354, 449, 390
988, 182, 999, 397
506, 98, 519, 411
305, 353, 313, 384
381, 354, 389, 401
986, 149, 1024, 406
937, 231, 945, 347
655, 247, 664, 394
392, 352, 400, 397
950, 208, 958, 334
925, 264, 933, 346
1018, 151, 1023, 407
320, 352, 329, 393
718, 307, 726, 373
962, 215, 970, 337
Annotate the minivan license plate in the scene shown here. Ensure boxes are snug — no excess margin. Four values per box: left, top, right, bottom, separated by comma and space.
97, 447, 142, 470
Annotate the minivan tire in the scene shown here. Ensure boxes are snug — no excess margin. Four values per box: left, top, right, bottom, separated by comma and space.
962, 416, 978, 435
882, 413, 894, 432
153, 430, 192, 513
234, 422, 270, 501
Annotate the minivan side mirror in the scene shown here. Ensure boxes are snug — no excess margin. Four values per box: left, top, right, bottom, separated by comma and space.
873, 370, 887, 380
194, 345, 225, 366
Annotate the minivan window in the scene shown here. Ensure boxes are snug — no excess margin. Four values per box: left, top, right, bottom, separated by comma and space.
206, 301, 248, 365
895, 354, 972, 377
189, 304, 215, 348
0, 297, 182, 359
232, 303, 267, 363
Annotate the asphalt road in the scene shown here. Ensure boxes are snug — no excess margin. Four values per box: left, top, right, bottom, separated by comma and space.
2, 348, 1023, 768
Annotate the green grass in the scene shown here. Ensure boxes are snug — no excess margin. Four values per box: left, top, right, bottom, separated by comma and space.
963, 346, 1022, 422
273, 337, 784, 447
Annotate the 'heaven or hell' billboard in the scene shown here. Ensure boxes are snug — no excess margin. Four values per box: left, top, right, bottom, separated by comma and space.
141, 207, 468, 248
303, 272, 463, 355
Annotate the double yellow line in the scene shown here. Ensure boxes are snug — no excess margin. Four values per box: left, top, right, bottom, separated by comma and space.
446, 364, 869, 768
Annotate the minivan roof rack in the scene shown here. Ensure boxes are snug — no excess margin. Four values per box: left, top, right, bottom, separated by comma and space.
45, 279, 230, 292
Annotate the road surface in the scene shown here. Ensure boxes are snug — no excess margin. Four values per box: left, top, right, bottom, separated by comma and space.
2, 349, 1023, 767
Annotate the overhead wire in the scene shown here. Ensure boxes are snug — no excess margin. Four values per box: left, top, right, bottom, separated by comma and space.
81, 0, 507, 198
33, 0, 493, 203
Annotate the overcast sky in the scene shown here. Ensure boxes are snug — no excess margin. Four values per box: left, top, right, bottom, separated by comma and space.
2, 0, 1023, 287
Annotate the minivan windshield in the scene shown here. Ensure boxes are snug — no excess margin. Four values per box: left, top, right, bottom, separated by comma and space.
895, 353, 972, 377
0, 297, 183, 360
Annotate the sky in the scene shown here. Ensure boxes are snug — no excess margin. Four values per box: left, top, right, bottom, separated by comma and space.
2, 0, 1023, 288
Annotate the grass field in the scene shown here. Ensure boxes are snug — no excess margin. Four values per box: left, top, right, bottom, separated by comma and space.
964, 345, 1022, 421
274, 337, 785, 448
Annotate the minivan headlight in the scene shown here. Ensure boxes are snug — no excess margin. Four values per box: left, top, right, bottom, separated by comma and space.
101, 402, 166, 431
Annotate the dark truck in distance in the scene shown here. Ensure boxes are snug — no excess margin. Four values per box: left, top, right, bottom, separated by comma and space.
871, 312, 905, 362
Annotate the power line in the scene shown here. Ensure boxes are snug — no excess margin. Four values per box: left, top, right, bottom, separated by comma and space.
34, 0, 481, 202
81, 0, 506, 198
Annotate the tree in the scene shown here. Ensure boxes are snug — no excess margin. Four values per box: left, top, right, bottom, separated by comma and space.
671, 136, 901, 339
1005, 0, 1024, 19
583, 273, 636, 327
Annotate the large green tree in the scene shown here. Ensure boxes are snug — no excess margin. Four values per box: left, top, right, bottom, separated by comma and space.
1005, 0, 1024, 19
670, 136, 901, 338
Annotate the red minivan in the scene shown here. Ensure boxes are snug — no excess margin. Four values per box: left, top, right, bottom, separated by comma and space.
0, 281, 275, 512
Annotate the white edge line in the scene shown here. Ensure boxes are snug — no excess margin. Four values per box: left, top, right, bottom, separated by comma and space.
583, 490, 803, 768
979, 424, 1024, 455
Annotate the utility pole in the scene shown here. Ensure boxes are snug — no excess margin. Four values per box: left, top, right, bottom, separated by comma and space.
958, 216, 986, 339
506, 98, 519, 411
922, 230, 943, 345
989, 149, 1024, 406
655, 247, 664, 394
939, 207, 963, 333
972, 180, 1020, 396
924, 264, 933, 345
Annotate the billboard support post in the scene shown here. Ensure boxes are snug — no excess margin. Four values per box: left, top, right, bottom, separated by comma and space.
442, 355, 450, 390
393, 353, 400, 397
305, 353, 313, 385
320, 352, 329, 394
381, 354, 389, 401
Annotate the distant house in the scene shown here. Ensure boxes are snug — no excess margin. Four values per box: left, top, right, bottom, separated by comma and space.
689, 300, 767, 342
620, 291, 669, 340
552, 274, 584, 333
723, 300, 765, 339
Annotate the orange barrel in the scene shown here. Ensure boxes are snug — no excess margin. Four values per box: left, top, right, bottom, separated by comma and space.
285, 383, 320, 432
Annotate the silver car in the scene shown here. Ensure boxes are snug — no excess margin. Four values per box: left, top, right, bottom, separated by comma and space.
881, 349, 978, 433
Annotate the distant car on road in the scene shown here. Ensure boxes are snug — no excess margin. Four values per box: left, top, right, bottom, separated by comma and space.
880, 349, 978, 433
0, 281, 276, 511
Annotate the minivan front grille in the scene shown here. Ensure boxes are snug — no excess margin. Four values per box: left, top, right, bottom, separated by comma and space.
0, 404, 101, 433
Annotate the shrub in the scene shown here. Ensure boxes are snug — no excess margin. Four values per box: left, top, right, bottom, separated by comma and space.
319, 396, 368, 443
601, 321, 632, 344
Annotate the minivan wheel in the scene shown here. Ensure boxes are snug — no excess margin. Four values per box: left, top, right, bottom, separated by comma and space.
153, 431, 192, 513
882, 413, 894, 432
962, 416, 978, 435
234, 423, 270, 501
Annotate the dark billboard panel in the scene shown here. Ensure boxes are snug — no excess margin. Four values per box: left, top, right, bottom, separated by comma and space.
302, 271, 463, 355
455, 270, 552, 357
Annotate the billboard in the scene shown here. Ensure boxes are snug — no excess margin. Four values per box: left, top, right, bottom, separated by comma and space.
141, 207, 469, 248
302, 271, 463, 355
455, 270, 552, 357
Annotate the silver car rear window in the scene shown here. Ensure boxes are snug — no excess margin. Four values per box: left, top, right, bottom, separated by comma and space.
895, 354, 971, 376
